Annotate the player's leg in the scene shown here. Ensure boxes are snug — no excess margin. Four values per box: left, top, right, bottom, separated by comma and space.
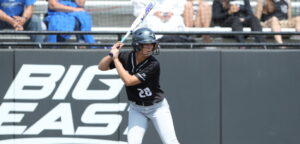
247, 16, 265, 43
24, 15, 45, 42
196, 1, 212, 43
127, 104, 148, 144
196, 1, 211, 28
231, 16, 245, 43
265, 16, 283, 43
0, 20, 12, 30
183, 0, 194, 27
150, 99, 180, 144
290, 16, 300, 32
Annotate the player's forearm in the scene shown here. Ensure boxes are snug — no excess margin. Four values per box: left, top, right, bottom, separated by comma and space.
113, 58, 140, 86
0, 10, 15, 25
22, 6, 33, 20
255, 0, 263, 19
98, 55, 112, 71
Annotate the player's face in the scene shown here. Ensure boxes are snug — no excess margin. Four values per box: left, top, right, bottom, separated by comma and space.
139, 43, 155, 56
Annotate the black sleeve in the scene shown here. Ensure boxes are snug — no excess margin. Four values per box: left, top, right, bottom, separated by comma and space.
109, 52, 125, 69
109, 61, 115, 69
243, 0, 255, 20
212, 0, 229, 20
134, 61, 159, 82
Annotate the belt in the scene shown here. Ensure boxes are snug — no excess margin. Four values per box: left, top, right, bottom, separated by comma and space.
132, 100, 162, 106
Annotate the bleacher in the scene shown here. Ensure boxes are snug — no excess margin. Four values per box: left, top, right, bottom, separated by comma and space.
34, 0, 300, 27
1, 0, 300, 48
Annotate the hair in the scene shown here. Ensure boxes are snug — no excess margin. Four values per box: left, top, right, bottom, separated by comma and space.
262, 0, 276, 14
220, 0, 230, 9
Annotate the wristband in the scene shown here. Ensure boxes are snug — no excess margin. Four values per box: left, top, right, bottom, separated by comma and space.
108, 52, 113, 58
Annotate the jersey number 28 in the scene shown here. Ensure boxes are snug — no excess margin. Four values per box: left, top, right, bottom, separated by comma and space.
138, 87, 152, 98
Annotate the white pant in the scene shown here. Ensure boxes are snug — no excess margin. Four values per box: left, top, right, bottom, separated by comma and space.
127, 98, 180, 144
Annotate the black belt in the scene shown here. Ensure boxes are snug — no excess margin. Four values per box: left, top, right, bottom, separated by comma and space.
133, 101, 154, 106
132, 100, 162, 106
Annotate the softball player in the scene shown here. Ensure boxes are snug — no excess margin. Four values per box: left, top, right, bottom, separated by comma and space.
98, 28, 180, 144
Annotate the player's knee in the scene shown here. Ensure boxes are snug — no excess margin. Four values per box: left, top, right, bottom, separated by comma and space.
163, 138, 180, 144
127, 137, 143, 144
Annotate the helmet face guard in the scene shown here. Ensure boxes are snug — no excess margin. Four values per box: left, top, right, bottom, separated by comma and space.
131, 28, 160, 55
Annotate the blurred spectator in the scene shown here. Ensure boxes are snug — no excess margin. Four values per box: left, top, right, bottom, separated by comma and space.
132, 0, 196, 43
0, 0, 44, 42
44, 0, 96, 46
183, 0, 212, 43
255, 0, 300, 46
212, 0, 265, 48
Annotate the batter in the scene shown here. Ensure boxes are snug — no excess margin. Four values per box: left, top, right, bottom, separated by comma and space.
98, 28, 180, 144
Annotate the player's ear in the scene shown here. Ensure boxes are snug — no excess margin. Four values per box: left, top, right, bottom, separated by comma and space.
153, 44, 160, 55
153, 43, 156, 49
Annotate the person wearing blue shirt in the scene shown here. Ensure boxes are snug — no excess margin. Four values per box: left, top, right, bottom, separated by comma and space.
0, 0, 44, 42
44, 0, 96, 47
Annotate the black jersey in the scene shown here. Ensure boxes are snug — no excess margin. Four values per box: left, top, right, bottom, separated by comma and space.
261, 0, 288, 22
110, 51, 164, 104
212, 0, 254, 26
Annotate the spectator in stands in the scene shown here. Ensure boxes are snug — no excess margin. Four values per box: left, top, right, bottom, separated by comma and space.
132, 0, 196, 43
255, 0, 300, 47
183, 0, 212, 43
212, 0, 266, 48
44, 0, 96, 47
0, 0, 44, 42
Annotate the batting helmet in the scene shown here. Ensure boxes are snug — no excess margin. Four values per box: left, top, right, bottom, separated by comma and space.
132, 28, 159, 54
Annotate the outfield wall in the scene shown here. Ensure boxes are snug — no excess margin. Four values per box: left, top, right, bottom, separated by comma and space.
0, 49, 300, 144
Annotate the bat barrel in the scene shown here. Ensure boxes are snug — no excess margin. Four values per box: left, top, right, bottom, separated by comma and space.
119, 0, 156, 43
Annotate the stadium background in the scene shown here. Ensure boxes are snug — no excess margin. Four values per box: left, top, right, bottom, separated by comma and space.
1, 0, 300, 144
1, 0, 300, 46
